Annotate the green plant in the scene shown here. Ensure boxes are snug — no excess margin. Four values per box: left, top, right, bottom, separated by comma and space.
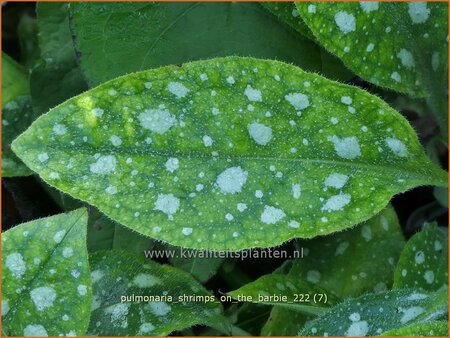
2, 2, 448, 336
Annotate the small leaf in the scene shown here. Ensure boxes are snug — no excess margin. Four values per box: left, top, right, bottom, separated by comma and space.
297, 2, 448, 135
394, 222, 448, 291
12, 57, 447, 250
300, 289, 448, 336
228, 274, 336, 315
2, 95, 37, 177
381, 321, 448, 336
2, 53, 29, 106
262, 206, 405, 335
88, 250, 225, 336
69, 2, 324, 85
30, 2, 88, 115
2, 209, 91, 336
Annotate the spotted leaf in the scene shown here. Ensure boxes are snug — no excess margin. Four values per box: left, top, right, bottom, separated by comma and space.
1, 209, 91, 336
12, 57, 447, 250
297, 2, 448, 135
88, 250, 226, 336
300, 289, 448, 336
262, 206, 405, 336
394, 222, 448, 291
228, 274, 337, 316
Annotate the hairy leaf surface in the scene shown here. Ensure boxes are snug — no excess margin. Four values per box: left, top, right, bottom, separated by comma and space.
381, 321, 448, 336
2, 209, 91, 336
88, 250, 225, 336
69, 2, 323, 86
300, 289, 448, 336
12, 57, 447, 250
297, 2, 449, 135
394, 223, 448, 291
262, 206, 405, 335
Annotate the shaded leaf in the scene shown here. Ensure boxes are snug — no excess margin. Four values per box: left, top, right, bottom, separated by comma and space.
394, 222, 448, 291
88, 250, 226, 336
381, 321, 448, 336
12, 57, 447, 250
2, 95, 36, 177
69, 2, 323, 86
30, 2, 88, 114
169, 248, 224, 283
2, 52, 29, 106
297, 2, 448, 135
262, 206, 405, 335
300, 289, 448, 336
17, 13, 40, 69
2, 209, 91, 336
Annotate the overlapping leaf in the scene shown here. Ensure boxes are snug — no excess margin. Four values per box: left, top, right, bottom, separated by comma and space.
297, 2, 449, 135
69, 2, 323, 86
394, 222, 448, 291
300, 289, 448, 336
262, 206, 405, 335
88, 250, 226, 336
12, 57, 447, 250
261, 2, 353, 81
2, 209, 91, 336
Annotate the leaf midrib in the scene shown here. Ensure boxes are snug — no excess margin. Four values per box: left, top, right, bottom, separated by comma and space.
28, 142, 442, 185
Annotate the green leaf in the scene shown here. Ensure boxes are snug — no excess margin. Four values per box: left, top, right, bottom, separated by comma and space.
88, 250, 225, 336
2, 95, 37, 177
69, 2, 323, 86
2, 52, 29, 106
228, 274, 337, 315
297, 2, 449, 135
381, 321, 448, 336
300, 289, 448, 336
12, 57, 447, 251
2, 209, 91, 336
30, 2, 88, 114
262, 206, 405, 335
394, 222, 448, 291
169, 248, 224, 283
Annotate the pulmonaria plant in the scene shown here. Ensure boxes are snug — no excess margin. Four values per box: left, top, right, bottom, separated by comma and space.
2, 1, 448, 337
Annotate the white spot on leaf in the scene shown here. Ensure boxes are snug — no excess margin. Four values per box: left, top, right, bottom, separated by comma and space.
216, 167, 248, 194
